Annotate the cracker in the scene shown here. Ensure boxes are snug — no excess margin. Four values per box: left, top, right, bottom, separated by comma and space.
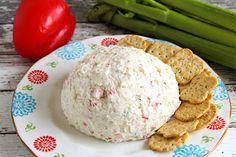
145, 40, 153, 51
147, 41, 181, 62
179, 84, 188, 93
157, 119, 199, 138
180, 70, 218, 103
174, 101, 211, 122
179, 86, 213, 104
196, 104, 218, 130
205, 93, 213, 104
148, 133, 189, 152
166, 48, 205, 84
117, 40, 131, 47
117, 35, 150, 51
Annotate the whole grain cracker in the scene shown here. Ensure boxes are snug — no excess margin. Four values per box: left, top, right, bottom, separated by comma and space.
196, 104, 218, 130
174, 101, 211, 122
179, 84, 188, 93
205, 93, 213, 104
117, 35, 150, 51
179, 84, 213, 104
166, 48, 205, 84
145, 40, 153, 50
157, 119, 199, 138
180, 70, 218, 103
147, 41, 181, 62
148, 133, 189, 152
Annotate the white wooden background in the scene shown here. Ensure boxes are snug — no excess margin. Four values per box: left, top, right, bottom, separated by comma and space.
0, 0, 235, 156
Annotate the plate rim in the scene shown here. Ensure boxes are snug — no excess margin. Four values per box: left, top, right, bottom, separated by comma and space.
11, 34, 233, 157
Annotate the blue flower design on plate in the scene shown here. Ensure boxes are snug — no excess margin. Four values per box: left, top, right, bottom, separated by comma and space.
55, 42, 85, 60
12, 92, 36, 117
173, 144, 207, 157
212, 78, 228, 101
146, 37, 159, 43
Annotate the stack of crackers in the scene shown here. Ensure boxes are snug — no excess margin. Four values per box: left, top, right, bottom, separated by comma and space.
117, 35, 218, 152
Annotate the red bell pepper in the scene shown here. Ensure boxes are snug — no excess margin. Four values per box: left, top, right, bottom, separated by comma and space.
13, 0, 76, 60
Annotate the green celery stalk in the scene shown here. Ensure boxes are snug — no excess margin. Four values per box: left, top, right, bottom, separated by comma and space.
87, 4, 115, 21
157, 0, 236, 32
97, 0, 236, 48
87, 5, 236, 69
142, 0, 169, 10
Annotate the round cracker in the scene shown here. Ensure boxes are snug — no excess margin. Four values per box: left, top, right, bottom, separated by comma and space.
157, 119, 199, 138
117, 35, 150, 51
196, 104, 218, 130
148, 133, 189, 152
174, 101, 211, 122
180, 70, 218, 104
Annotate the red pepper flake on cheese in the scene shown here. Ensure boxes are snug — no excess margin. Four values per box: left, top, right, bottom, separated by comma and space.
83, 122, 88, 127
141, 110, 149, 120
92, 54, 96, 59
153, 102, 161, 111
106, 89, 116, 96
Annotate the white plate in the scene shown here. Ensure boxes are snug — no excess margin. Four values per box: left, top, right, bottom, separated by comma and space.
12, 35, 232, 157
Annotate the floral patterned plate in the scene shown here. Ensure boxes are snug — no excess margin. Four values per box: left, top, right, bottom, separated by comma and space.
12, 35, 232, 157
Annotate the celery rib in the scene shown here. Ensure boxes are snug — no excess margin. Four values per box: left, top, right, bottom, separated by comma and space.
98, 0, 236, 48
157, 0, 236, 32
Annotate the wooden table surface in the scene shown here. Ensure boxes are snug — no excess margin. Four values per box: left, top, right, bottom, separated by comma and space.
0, 0, 236, 156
